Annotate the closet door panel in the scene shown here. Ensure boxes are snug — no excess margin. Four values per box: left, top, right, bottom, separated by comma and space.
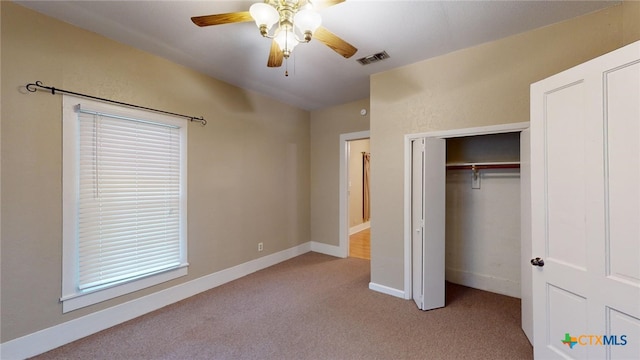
422, 137, 446, 311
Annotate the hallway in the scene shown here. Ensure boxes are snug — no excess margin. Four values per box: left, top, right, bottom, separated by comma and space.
349, 228, 370, 260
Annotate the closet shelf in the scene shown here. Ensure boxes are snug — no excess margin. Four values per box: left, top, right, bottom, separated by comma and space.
446, 162, 520, 171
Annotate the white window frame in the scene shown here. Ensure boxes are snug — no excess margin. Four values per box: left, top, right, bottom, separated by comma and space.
61, 95, 188, 313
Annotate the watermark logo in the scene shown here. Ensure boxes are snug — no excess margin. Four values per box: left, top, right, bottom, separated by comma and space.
561, 333, 627, 349
562, 333, 578, 349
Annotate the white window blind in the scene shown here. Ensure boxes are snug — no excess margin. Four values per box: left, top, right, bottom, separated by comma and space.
77, 108, 182, 290
62, 95, 188, 313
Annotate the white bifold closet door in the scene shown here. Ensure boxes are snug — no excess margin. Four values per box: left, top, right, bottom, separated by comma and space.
411, 138, 445, 311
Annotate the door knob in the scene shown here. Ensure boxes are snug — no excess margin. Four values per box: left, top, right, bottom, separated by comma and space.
531, 257, 545, 267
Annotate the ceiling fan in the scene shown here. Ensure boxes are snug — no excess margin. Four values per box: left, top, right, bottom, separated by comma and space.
191, 0, 358, 69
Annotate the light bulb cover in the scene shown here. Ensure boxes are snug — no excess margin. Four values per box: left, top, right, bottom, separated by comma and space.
294, 9, 321, 34
275, 28, 299, 55
249, 3, 279, 29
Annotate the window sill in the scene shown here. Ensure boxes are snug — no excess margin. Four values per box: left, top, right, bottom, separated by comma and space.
61, 264, 188, 313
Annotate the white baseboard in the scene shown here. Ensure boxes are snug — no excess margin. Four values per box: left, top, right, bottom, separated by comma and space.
0, 242, 312, 360
349, 221, 370, 235
310, 241, 344, 258
446, 268, 520, 299
369, 282, 405, 299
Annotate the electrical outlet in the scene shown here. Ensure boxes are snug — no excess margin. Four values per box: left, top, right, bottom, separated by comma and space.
258, 242, 263, 252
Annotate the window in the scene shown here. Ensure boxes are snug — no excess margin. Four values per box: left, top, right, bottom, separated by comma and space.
61, 95, 188, 313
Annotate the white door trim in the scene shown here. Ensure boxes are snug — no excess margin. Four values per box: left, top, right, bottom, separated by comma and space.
340, 130, 371, 258
520, 129, 533, 344
403, 122, 529, 299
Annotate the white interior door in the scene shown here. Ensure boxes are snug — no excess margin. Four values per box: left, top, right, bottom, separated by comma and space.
412, 137, 446, 311
531, 41, 640, 359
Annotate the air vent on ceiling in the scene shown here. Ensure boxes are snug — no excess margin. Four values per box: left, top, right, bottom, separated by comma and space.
356, 51, 390, 65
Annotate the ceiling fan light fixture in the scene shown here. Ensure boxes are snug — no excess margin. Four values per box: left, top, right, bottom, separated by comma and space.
275, 28, 298, 57
249, 3, 279, 35
294, 8, 321, 41
191, 0, 357, 70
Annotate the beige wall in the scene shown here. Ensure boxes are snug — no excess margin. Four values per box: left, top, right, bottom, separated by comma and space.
623, 0, 640, 45
370, 4, 639, 291
310, 99, 369, 247
1, 2, 310, 342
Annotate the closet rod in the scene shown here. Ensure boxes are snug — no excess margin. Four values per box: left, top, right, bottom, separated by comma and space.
25, 81, 207, 126
446, 163, 520, 171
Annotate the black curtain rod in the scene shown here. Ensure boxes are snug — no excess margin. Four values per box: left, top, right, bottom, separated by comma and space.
26, 81, 207, 126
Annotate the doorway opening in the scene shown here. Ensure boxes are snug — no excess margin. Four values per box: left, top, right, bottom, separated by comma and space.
347, 138, 371, 259
339, 130, 370, 259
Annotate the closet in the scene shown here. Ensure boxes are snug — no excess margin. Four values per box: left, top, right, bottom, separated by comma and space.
444, 133, 521, 298
408, 126, 528, 315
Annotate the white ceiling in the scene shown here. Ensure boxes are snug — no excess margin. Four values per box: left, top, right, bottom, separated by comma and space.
16, 0, 619, 110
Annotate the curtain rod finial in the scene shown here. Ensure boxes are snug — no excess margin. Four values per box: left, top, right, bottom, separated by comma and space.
190, 117, 207, 126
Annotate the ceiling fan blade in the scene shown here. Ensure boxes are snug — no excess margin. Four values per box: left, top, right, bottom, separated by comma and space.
313, 26, 357, 59
191, 11, 253, 27
267, 40, 284, 68
312, 0, 345, 10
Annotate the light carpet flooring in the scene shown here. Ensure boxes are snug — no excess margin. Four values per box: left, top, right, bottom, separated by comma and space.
32, 252, 533, 360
